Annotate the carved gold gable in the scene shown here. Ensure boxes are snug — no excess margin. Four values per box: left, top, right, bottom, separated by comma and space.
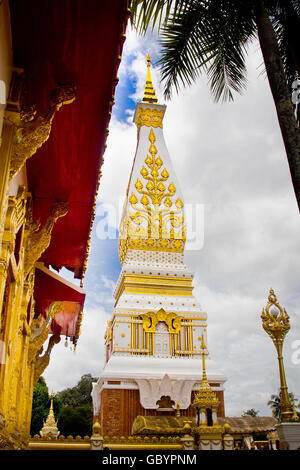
141, 308, 182, 334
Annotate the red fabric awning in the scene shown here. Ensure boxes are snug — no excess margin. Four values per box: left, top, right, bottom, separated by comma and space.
34, 263, 85, 343
9, 0, 129, 279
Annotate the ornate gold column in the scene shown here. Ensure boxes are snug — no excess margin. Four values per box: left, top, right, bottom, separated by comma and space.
0, 188, 27, 434
261, 288, 294, 422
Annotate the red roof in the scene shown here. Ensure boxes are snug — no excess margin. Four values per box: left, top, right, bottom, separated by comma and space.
34, 264, 85, 343
9, 0, 129, 279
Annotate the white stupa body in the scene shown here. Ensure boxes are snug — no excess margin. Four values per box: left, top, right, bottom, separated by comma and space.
92, 56, 226, 436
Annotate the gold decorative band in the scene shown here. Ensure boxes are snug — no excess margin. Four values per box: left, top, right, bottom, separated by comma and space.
119, 236, 185, 265
135, 107, 164, 129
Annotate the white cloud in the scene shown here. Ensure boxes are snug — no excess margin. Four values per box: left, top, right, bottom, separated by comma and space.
44, 30, 300, 419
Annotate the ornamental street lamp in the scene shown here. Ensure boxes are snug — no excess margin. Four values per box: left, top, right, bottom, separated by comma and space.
261, 288, 294, 422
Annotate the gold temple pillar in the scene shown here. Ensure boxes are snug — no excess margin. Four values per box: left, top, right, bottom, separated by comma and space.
0, 74, 71, 448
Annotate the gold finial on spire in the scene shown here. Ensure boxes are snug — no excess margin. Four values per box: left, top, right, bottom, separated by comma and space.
200, 334, 208, 382
142, 52, 158, 103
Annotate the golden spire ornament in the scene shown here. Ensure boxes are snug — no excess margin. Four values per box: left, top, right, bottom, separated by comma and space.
261, 288, 294, 422
192, 334, 220, 425
142, 52, 158, 103
39, 392, 60, 438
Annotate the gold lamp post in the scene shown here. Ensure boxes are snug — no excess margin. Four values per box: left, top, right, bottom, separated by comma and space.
261, 288, 294, 422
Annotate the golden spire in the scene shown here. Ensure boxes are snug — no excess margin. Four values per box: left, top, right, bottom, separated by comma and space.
40, 392, 60, 438
142, 52, 158, 103
192, 335, 220, 411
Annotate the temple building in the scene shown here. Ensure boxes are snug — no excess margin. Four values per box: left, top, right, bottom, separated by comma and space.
0, 0, 129, 450
91, 54, 227, 437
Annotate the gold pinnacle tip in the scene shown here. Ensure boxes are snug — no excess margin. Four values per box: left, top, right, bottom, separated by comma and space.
142, 52, 158, 104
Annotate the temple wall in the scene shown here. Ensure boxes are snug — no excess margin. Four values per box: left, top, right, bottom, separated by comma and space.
99, 387, 225, 437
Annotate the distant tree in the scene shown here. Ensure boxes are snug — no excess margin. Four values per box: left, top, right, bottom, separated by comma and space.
57, 404, 93, 437
30, 376, 61, 436
56, 374, 97, 409
242, 408, 260, 417
55, 374, 98, 437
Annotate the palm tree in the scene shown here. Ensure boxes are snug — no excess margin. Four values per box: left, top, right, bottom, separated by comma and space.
268, 392, 299, 420
268, 394, 281, 419
130, 0, 300, 211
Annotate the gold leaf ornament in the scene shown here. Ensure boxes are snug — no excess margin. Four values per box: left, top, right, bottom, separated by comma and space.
135, 179, 143, 192
129, 193, 138, 205
141, 194, 149, 206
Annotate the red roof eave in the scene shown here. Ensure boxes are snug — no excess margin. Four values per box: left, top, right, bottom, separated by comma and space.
34, 263, 86, 344
9, 0, 129, 280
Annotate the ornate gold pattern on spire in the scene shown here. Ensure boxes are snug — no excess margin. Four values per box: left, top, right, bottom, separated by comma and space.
119, 128, 186, 264
142, 53, 158, 104
135, 107, 164, 129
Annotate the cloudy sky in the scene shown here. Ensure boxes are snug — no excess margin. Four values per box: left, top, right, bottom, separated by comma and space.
44, 27, 300, 417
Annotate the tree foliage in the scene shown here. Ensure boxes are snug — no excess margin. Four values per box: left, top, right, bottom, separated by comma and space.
55, 373, 97, 409
55, 374, 98, 437
242, 408, 260, 417
57, 405, 93, 438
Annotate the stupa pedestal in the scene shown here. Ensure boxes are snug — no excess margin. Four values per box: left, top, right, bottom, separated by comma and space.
276, 422, 300, 450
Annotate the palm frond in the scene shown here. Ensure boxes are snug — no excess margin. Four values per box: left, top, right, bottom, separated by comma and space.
291, 0, 300, 18
270, 0, 300, 90
130, 0, 189, 34
158, 0, 256, 101
158, 2, 213, 99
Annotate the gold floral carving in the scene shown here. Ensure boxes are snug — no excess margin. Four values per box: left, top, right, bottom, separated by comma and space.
74, 310, 84, 348
261, 288, 290, 344
4, 186, 27, 237
9, 85, 76, 178
33, 333, 61, 385
104, 320, 113, 345
135, 108, 164, 129
141, 308, 182, 334
24, 201, 68, 276
28, 301, 64, 364
119, 128, 185, 264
